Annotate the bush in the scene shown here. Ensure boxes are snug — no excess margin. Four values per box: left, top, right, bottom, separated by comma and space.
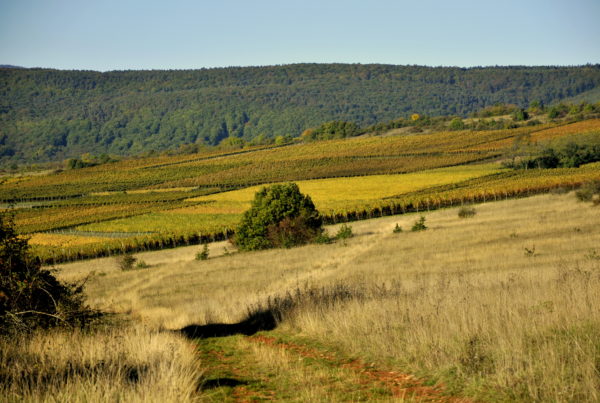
314, 232, 333, 244
411, 216, 428, 232
449, 117, 465, 130
0, 214, 94, 333
458, 207, 477, 218
393, 223, 403, 233
135, 260, 150, 269
575, 181, 600, 204
196, 243, 209, 260
117, 254, 136, 271
576, 187, 595, 202
234, 183, 323, 251
335, 224, 353, 240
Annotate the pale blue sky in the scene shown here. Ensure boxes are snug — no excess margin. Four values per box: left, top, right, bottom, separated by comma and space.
1, 0, 599, 71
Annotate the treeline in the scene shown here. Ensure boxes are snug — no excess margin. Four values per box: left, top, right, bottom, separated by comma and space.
302, 101, 600, 141
507, 132, 600, 169
1, 64, 600, 165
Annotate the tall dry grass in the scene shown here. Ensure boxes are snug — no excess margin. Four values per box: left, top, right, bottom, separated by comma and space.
0, 324, 203, 403
53, 192, 600, 401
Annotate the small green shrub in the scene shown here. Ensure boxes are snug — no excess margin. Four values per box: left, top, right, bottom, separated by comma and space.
117, 254, 136, 271
314, 232, 333, 244
458, 206, 477, 218
196, 243, 209, 260
135, 260, 150, 269
335, 224, 353, 240
411, 216, 428, 232
393, 223, 402, 233
575, 181, 600, 203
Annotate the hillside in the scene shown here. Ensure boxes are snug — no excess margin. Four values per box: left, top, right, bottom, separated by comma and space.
2, 118, 599, 264
1, 64, 600, 164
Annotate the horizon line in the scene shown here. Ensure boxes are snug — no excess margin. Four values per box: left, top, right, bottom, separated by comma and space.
2, 62, 599, 73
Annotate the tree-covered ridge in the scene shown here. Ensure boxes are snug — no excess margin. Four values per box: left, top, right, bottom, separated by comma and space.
1, 64, 600, 164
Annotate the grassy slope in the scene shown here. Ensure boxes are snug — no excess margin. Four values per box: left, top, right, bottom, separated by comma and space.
45, 192, 600, 402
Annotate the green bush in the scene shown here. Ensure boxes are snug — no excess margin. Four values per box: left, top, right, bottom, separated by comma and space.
234, 183, 323, 251
575, 180, 600, 204
314, 232, 333, 244
135, 260, 150, 269
335, 224, 353, 240
449, 117, 465, 130
0, 214, 94, 333
458, 207, 477, 218
117, 253, 136, 271
393, 223, 403, 233
196, 243, 209, 260
411, 216, 428, 232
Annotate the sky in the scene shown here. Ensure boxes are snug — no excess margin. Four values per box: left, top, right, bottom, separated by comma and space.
0, 0, 599, 71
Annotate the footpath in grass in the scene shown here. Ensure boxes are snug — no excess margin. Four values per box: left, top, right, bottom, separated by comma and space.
195, 331, 471, 402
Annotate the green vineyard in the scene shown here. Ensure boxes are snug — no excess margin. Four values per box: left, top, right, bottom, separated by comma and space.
2, 119, 599, 264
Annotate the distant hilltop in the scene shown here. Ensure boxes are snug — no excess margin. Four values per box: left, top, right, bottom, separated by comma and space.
1, 63, 600, 164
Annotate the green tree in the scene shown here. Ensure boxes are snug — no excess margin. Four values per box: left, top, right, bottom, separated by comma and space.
234, 183, 323, 251
512, 108, 529, 121
449, 117, 465, 130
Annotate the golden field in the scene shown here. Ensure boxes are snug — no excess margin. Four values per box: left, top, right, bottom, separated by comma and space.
4, 191, 593, 401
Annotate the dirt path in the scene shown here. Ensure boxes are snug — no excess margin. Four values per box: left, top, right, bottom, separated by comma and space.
195, 331, 471, 402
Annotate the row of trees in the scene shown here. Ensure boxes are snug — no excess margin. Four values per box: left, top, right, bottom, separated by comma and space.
510, 142, 600, 169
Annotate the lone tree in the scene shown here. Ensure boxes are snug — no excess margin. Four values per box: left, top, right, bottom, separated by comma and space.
0, 214, 94, 333
234, 183, 323, 250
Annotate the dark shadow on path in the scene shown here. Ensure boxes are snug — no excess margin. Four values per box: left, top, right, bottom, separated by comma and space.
178, 308, 277, 339
179, 283, 366, 339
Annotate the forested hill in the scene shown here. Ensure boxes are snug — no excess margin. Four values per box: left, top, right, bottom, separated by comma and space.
1, 64, 600, 164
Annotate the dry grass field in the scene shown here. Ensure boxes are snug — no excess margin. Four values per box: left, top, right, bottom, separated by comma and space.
0, 325, 202, 403
6, 191, 591, 401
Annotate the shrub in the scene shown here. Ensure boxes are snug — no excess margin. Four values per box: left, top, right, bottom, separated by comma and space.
576, 187, 595, 202
393, 223, 403, 233
117, 253, 136, 271
135, 260, 150, 269
575, 181, 600, 204
449, 117, 465, 130
411, 216, 428, 232
458, 206, 477, 218
234, 183, 323, 251
314, 232, 333, 244
512, 108, 529, 122
0, 214, 94, 333
196, 243, 209, 260
335, 224, 353, 240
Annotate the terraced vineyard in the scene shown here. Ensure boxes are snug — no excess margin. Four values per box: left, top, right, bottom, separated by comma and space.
2, 119, 599, 263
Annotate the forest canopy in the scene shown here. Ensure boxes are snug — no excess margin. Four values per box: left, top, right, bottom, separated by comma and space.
1, 63, 600, 164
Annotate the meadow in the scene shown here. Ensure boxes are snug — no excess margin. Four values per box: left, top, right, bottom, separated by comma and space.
6, 191, 598, 401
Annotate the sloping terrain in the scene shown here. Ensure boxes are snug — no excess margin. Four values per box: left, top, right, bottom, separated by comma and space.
49, 192, 600, 402
2, 64, 600, 163
2, 119, 599, 263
